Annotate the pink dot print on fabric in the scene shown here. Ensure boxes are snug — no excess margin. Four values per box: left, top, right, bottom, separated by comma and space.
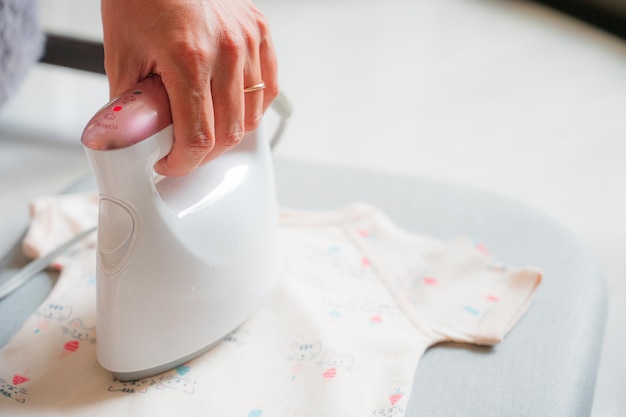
476, 243, 491, 256
389, 388, 404, 406
323, 367, 337, 380
369, 315, 383, 326
13, 374, 30, 385
60, 340, 80, 358
423, 277, 438, 286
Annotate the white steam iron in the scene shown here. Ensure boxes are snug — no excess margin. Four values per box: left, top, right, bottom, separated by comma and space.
81, 76, 280, 381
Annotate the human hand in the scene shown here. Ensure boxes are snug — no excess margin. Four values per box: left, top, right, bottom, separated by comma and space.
101, 0, 278, 176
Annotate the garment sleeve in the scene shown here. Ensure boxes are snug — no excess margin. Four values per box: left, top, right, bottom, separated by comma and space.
22, 192, 98, 269
345, 208, 542, 346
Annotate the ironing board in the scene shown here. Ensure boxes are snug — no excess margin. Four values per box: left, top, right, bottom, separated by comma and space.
0, 148, 607, 416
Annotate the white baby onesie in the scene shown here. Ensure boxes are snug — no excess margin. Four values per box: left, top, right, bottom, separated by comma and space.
0, 196, 541, 417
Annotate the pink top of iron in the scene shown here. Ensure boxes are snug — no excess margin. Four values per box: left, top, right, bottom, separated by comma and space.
82, 76, 173, 150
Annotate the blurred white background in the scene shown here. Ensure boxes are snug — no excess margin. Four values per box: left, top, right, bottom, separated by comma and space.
0, 0, 624, 414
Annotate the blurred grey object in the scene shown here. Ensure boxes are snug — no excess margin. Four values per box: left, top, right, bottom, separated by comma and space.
0, 0, 44, 110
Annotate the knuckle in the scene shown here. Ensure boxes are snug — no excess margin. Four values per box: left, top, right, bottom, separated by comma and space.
170, 39, 212, 69
256, 14, 271, 38
183, 133, 214, 161
250, 6, 270, 35
221, 130, 244, 148
218, 30, 246, 62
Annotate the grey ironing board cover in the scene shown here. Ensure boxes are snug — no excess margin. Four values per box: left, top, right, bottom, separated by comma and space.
0, 158, 606, 416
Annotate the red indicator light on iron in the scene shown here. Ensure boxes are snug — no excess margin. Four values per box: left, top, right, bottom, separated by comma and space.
113, 106, 123, 112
